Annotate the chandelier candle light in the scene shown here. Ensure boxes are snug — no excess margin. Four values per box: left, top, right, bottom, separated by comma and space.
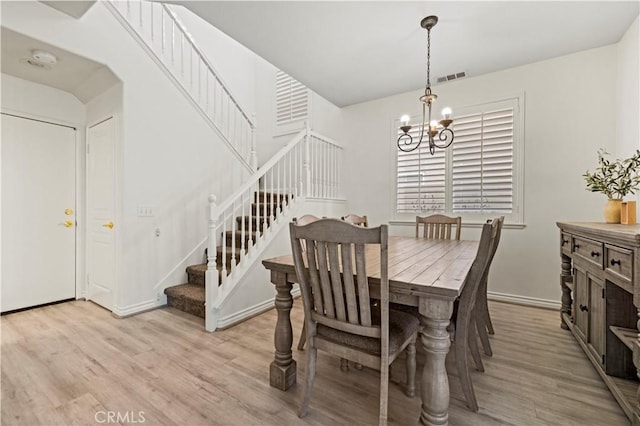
397, 15, 454, 155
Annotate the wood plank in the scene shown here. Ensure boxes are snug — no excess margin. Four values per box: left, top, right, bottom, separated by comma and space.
1, 300, 629, 426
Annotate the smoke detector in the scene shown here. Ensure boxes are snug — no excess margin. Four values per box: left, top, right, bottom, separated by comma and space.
31, 50, 57, 65
21, 50, 58, 70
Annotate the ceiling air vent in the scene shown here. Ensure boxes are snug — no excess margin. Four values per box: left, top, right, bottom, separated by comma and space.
437, 71, 466, 83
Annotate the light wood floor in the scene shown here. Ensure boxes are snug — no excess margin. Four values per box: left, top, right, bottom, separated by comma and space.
1, 300, 630, 425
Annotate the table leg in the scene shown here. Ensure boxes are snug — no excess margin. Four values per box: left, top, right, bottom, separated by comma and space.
418, 297, 454, 426
269, 270, 297, 390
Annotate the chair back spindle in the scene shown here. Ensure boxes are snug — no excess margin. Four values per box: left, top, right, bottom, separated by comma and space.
415, 214, 462, 240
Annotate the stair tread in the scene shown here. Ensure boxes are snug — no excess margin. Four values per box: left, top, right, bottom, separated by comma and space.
165, 283, 205, 319
186, 264, 207, 274
164, 283, 204, 302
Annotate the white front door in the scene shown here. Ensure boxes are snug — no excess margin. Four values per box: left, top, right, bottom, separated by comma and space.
1, 113, 77, 312
87, 117, 116, 310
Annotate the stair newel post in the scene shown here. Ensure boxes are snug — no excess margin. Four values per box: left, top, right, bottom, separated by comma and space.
304, 122, 311, 199
206, 194, 220, 331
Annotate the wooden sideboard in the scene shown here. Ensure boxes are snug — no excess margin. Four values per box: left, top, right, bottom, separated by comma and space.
557, 222, 640, 424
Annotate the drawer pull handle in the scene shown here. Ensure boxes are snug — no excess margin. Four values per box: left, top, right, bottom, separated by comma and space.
573, 244, 580, 250
590, 251, 600, 257
562, 239, 569, 245
579, 304, 589, 312
610, 258, 621, 266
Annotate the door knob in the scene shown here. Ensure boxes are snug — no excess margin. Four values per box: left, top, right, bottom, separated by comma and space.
59, 221, 73, 228
64, 208, 74, 216
102, 221, 114, 229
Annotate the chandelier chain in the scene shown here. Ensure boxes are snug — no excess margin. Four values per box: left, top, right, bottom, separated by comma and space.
426, 28, 431, 88
397, 15, 454, 154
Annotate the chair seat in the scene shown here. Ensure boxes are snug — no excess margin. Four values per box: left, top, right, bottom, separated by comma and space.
317, 309, 420, 356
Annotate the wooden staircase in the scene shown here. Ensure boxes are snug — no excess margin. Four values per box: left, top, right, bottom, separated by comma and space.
164, 191, 291, 318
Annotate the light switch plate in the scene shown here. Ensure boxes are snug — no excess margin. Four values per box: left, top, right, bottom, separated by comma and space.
137, 205, 155, 217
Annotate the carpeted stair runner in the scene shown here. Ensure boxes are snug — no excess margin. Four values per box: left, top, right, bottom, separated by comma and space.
163, 191, 290, 318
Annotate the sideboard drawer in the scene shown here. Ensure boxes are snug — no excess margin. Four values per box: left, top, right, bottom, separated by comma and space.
572, 236, 604, 269
605, 244, 633, 284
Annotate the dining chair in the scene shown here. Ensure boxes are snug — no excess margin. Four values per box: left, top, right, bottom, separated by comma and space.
298, 214, 369, 352
415, 214, 462, 240
340, 214, 369, 371
293, 215, 321, 351
342, 213, 369, 227
449, 217, 501, 412
475, 216, 504, 356
290, 219, 419, 425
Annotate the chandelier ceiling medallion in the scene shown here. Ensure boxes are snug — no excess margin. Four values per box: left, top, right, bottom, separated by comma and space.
397, 15, 454, 155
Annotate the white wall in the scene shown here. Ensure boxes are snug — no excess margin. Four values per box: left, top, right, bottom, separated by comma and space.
342, 45, 619, 306
616, 16, 640, 206
171, 5, 345, 166
2, 1, 251, 315
2, 1, 346, 318
170, 6, 256, 119
1, 74, 85, 125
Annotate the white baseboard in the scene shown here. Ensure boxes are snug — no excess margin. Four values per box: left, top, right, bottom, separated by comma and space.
112, 299, 160, 317
488, 291, 560, 310
216, 287, 301, 330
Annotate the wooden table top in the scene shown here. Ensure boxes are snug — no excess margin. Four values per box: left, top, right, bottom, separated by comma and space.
262, 236, 479, 299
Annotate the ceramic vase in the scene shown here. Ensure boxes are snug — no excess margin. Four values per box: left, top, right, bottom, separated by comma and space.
604, 198, 623, 224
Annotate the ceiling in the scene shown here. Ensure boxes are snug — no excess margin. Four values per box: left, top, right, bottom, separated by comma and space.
171, 1, 639, 107
1, 27, 119, 103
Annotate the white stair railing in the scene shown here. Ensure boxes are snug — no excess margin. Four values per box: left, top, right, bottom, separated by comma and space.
105, 0, 257, 170
206, 125, 343, 330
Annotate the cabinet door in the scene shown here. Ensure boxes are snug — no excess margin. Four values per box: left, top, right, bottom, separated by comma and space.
574, 266, 588, 342
588, 273, 605, 366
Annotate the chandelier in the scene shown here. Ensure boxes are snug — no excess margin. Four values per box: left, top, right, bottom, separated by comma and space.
397, 15, 454, 155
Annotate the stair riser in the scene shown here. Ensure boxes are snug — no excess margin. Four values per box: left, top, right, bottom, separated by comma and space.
251, 204, 284, 217
165, 191, 293, 320
215, 248, 243, 268
224, 230, 260, 247
235, 216, 272, 231
254, 192, 293, 203
185, 264, 230, 287
187, 270, 205, 286
166, 296, 205, 318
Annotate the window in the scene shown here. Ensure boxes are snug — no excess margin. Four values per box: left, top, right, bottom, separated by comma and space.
395, 96, 523, 224
276, 70, 309, 126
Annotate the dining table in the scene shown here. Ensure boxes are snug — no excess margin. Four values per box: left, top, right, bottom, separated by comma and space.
262, 235, 479, 426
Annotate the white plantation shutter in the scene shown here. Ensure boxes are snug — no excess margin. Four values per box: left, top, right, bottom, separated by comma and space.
397, 124, 446, 213
452, 106, 514, 214
395, 96, 522, 222
276, 70, 309, 125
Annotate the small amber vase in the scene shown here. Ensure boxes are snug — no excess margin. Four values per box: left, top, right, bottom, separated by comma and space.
604, 198, 623, 223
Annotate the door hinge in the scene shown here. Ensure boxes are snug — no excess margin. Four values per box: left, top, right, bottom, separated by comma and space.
601, 354, 606, 365
602, 288, 605, 298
